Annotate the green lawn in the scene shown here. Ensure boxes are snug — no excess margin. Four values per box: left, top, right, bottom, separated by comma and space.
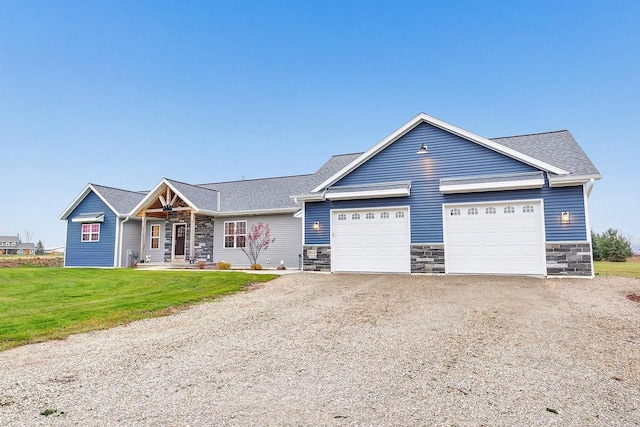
0, 268, 277, 351
594, 260, 640, 279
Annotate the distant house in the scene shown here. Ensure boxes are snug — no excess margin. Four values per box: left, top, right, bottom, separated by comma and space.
60, 112, 600, 277
0, 235, 36, 255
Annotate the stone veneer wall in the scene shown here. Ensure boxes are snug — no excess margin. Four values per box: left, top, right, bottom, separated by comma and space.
411, 244, 445, 274
303, 246, 331, 272
546, 242, 593, 277
193, 214, 214, 261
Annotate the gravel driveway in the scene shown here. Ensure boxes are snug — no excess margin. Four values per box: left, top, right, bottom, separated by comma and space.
1, 273, 639, 426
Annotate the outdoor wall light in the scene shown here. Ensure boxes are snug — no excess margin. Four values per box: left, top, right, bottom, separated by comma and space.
416, 143, 429, 154
312, 221, 321, 231
561, 211, 570, 224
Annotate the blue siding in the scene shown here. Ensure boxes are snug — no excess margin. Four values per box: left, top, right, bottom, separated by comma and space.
65, 191, 117, 267
305, 122, 587, 244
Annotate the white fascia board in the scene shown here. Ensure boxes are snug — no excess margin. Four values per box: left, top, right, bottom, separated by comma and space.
291, 194, 325, 202
213, 207, 300, 217
326, 187, 410, 201
311, 113, 569, 193
548, 174, 602, 187
439, 178, 544, 194
59, 184, 120, 220
71, 213, 105, 223
293, 209, 303, 218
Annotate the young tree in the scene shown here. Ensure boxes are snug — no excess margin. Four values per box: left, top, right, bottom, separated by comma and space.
242, 223, 275, 268
35, 240, 45, 255
24, 230, 33, 243
595, 228, 633, 262
591, 231, 601, 261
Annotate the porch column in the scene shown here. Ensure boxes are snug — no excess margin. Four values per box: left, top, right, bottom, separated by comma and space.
140, 211, 147, 263
190, 211, 196, 261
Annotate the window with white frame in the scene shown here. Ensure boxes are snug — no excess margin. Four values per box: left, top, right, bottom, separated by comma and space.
485, 207, 496, 215
150, 224, 160, 249
380, 212, 390, 219
523, 205, 535, 213
352, 213, 360, 220
224, 221, 246, 248
504, 206, 515, 214
337, 214, 347, 221
365, 213, 375, 219
81, 223, 100, 242
395, 211, 405, 218
467, 208, 478, 215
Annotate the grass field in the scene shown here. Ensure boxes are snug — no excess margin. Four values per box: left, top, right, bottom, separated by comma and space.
0, 268, 277, 351
594, 258, 640, 279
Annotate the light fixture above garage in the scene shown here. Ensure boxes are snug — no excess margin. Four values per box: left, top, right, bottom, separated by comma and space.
313, 221, 320, 231
561, 211, 570, 223
416, 143, 428, 154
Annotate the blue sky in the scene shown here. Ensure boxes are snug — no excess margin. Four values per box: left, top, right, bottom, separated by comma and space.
1, 1, 638, 250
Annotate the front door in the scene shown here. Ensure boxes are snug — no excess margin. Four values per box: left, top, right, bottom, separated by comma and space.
174, 224, 186, 258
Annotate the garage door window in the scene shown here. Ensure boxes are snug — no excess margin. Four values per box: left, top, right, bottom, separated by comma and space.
365, 213, 375, 219
352, 213, 360, 220
395, 211, 405, 218
337, 214, 346, 221
485, 207, 496, 215
467, 208, 478, 215
450, 208, 461, 216
380, 212, 389, 219
523, 205, 535, 213
504, 206, 515, 214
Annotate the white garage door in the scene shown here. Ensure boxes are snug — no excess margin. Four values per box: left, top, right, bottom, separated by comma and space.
332, 207, 410, 273
444, 201, 545, 275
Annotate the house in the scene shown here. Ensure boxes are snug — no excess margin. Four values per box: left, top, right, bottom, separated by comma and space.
59, 154, 358, 268
298, 113, 601, 277
60, 112, 600, 277
0, 235, 37, 255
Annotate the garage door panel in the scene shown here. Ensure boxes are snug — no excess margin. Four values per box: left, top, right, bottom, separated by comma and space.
332, 208, 410, 273
444, 201, 545, 275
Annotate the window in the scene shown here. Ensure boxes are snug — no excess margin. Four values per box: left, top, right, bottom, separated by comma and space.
150, 224, 160, 249
337, 214, 347, 221
467, 208, 478, 215
523, 205, 535, 213
380, 212, 389, 219
395, 211, 405, 218
352, 213, 360, 220
365, 213, 375, 219
11, 242, 16, 246
81, 223, 100, 242
450, 208, 461, 216
224, 221, 246, 248
485, 207, 496, 215
504, 206, 515, 214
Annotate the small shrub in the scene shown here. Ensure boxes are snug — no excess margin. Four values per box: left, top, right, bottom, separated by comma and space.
250, 263, 263, 270
217, 261, 231, 270
593, 228, 633, 262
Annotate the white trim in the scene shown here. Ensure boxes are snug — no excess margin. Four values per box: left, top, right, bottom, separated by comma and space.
292, 194, 325, 202
329, 205, 411, 274
222, 220, 247, 249
548, 174, 601, 187
63, 220, 68, 267
545, 240, 591, 244
80, 223, 101, 243
114, 217, 120, 268
71, 213, 105, 223
150, 224, 161, 250
439, 178, 544, 194
172, 223, 187, 260
312, 113, 569, 193
326, 187, 410, 201
213, 208, 299, 217
301, 201, 306, 250
581, 182, 595, 279
442, 198, 547, 276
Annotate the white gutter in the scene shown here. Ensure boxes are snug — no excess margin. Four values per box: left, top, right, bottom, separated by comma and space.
586, 178, 595, 197
117, 215, 131, 267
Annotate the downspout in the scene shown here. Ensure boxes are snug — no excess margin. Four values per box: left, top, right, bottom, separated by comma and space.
118, 215, 131, 267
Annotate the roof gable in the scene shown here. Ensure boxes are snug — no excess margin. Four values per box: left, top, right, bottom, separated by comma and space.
59, 184, 143, 220
311, 113, 570, 193
130, 178, 220, 217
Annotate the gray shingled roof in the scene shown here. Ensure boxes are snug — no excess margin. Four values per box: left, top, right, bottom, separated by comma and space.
198, 153, 361, 212
91, 184, 147, 216
491, 131, 600, 177
0, 236, 20, 244
165, 179, 220, 212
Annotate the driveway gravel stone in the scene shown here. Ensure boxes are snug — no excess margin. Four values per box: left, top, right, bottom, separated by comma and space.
1, 273, 639, 426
